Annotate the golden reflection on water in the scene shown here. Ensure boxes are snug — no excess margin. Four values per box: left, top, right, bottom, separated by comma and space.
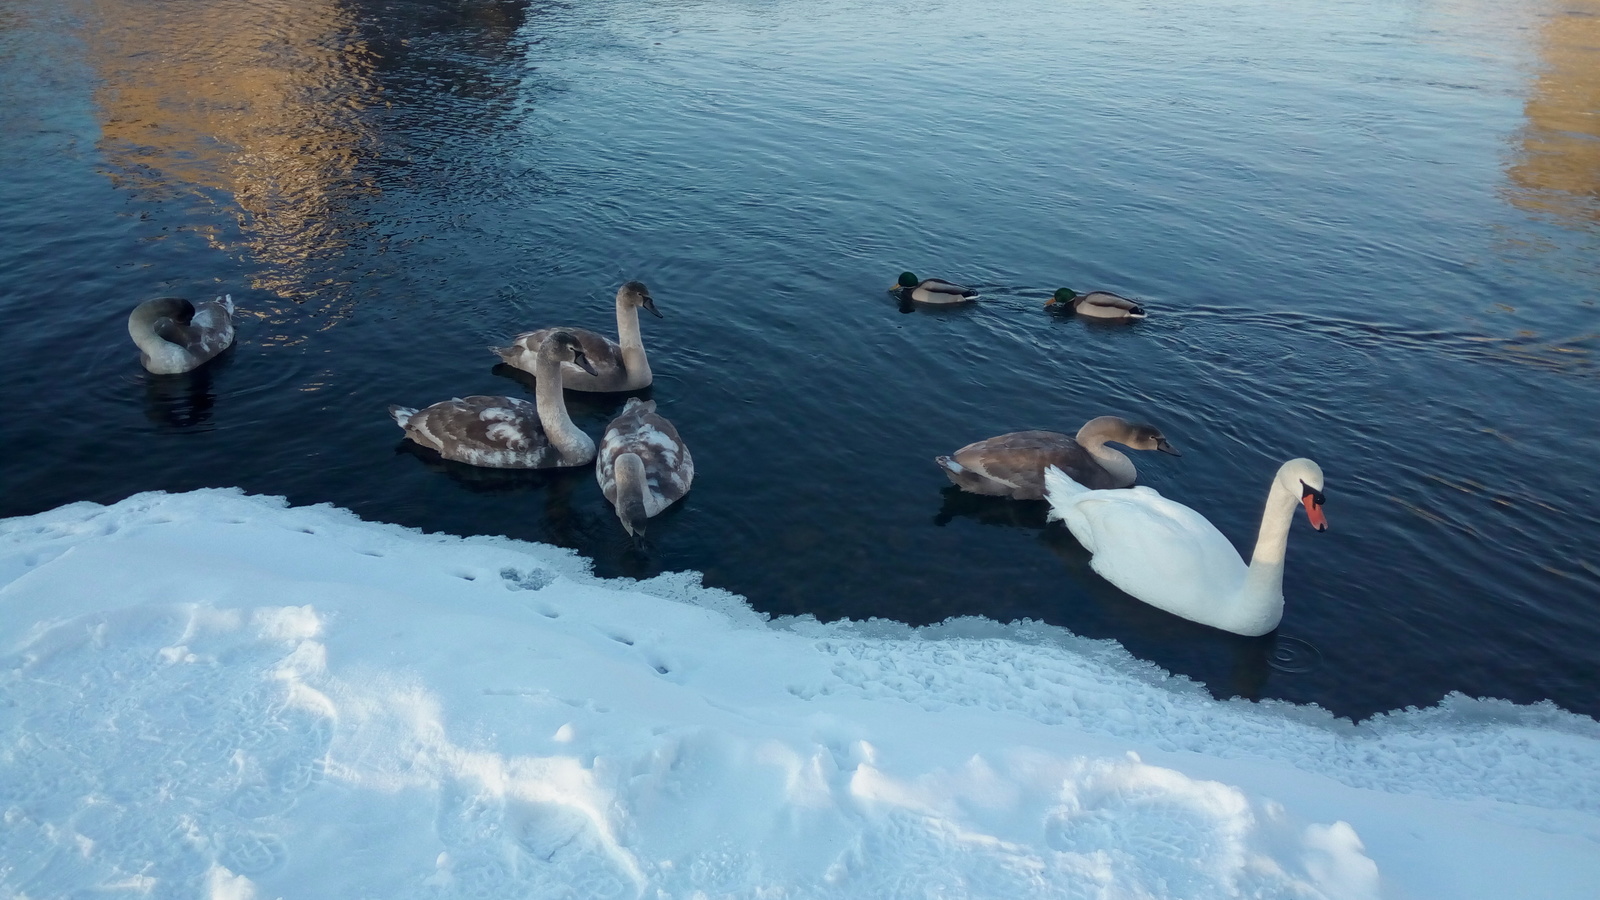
1507, 1, 1600, 225
68, 0, 1595, 355
80, 0, 381, 340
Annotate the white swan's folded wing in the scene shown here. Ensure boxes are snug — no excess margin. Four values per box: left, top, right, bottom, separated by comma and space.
1075, 490, 1248, 620
1044, 467, 1097, 549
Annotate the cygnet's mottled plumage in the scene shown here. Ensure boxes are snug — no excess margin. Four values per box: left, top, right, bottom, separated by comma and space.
128, 295, 236, 374
936, 416, 1179, 500
596, 398, 694, 537
493, 281, 661, 392
390, 332, 597, 469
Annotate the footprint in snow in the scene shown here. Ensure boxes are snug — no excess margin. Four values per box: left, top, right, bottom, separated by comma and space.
219, 831, 288, 875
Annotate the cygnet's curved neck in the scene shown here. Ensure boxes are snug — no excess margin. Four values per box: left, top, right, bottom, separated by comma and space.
128, 299, 189, 354
534, 352, 595, 462
614, 296, 651, 383
1074, 422, 1136, 485
614, 453, 649, 534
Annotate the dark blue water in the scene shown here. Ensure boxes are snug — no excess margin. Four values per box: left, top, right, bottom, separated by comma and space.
3, 0, 1597, 720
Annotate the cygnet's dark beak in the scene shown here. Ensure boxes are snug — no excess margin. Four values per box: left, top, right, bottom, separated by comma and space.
642, 294, 663, 318
1157, 438, 1182, 456
573, 349, 599, 376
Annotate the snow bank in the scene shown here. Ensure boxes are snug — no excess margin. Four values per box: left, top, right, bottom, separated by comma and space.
1, 489, 1596, 899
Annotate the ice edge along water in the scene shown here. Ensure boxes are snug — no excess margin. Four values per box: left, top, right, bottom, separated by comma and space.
1, 488, 1597, 899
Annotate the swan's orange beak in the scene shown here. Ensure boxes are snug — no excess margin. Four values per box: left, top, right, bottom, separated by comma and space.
1301, 495, 1328, 532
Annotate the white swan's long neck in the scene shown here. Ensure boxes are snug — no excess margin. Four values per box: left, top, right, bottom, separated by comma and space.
1234, 477, 1299, 630
615, 299, 651, 382
1078, 435, 1136, 485
534, 353, 595, 462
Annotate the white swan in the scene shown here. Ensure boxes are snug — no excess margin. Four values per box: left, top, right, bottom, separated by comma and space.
596, 398, 694, 537
1044, 458, 1328, 636
492, 281, 660, 392
128, 295, 236, 374
389, 332, 597, 468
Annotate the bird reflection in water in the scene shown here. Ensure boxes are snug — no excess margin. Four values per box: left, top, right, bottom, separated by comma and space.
140, 351, 229, 429
393, 439, 598, 547
933, 485, 1052, 529
393, 435, 686, 580
1205, 633, 1322, 701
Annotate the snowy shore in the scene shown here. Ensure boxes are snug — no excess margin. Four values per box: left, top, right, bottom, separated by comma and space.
2, 489, 1597, 898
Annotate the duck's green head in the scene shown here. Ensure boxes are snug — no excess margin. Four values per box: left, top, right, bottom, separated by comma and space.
897, 272, 920, 288
1046, 288, 1078, 307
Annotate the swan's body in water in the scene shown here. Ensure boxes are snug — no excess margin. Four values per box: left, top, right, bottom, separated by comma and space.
892, 271, 979, 305
937, 416, 1179, 500
128, 295, 235, 374
1044, 458, 1328, 636
390, 332, 597, 469
596, 398, 693, 538
598, 397, 691, 534
493, 282, 660, 392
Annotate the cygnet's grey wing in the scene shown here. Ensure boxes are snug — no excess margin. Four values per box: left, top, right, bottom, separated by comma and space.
503, 327, 623, 376
178, 296, 236, 362
599, 399, 693, 507
635, 410, 693, 505
149, 296, 233, 366
404, 395, 555, 468
952, 430, 1109, 499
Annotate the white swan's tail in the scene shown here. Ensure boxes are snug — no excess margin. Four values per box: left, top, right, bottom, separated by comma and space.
1043, 465, 1089, 522
388, 405, 417, 429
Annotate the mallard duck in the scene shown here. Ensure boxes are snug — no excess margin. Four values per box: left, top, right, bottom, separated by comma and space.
892, 272, 979, 305
128, 295, 236, 374
1045, 459, 1328, 636
936, 416, 1179, 500
493, 281, 661, 392
390, 332, 597, 468
596, 398, 693, 537
1047, 288, 1146, 320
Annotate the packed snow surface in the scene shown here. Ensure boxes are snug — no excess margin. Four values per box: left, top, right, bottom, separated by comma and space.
2, 490, 1597, 899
